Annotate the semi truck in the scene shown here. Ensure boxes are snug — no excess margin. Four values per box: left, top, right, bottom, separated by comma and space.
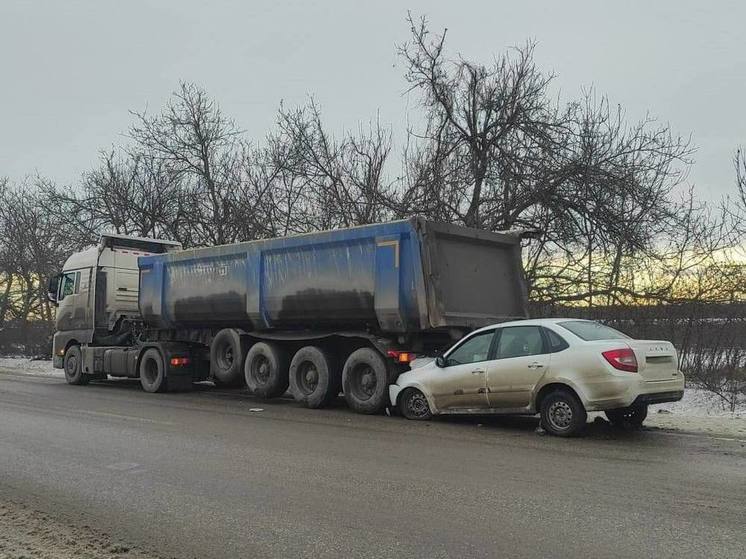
47, 217, 528, 414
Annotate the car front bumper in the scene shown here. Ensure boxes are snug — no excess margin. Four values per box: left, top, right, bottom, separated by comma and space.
389, 383, 403, 408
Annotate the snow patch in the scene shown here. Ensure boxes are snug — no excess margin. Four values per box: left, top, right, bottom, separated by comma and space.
653, 387, 745, 418
0, 356, 62, 377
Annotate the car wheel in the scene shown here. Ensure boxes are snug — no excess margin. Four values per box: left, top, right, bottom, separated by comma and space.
399, 388, 432, 421
244, 342, 289, 398
63, 345, 89, 385
540, 389, 587, 437
605, 405, 648, 428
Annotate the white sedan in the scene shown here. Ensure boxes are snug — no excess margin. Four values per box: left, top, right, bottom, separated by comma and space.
389, 318, 685, 436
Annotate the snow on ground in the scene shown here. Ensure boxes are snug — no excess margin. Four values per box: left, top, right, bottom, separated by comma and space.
654, 387, 745, 418
0, 356, 61, 377
643, 387, 746, 439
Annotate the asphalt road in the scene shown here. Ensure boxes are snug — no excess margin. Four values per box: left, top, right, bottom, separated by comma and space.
1, 371, 745, 559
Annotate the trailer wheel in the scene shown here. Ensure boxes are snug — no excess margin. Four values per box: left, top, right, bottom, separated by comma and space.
289, 346, 340, 409
63, 345, 89, 386
244, 342, 289, 399
210, 329, 248, 387
139, 348, 168, 393
342, 348, 390, 414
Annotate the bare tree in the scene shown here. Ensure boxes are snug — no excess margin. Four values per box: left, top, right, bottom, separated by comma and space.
129, 82, 245, 246
399, 16, 703, 307
398, 14, 561, 230
0, 180, 78, 329
272, 100, 397, 230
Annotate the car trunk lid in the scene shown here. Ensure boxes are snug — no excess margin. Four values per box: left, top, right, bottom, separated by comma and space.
627, 340, 679, 382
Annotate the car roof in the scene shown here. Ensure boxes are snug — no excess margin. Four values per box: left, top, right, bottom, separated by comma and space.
470, 317, 594, 335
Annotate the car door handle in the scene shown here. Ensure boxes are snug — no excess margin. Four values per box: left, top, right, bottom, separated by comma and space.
471, 369, 485, 374
527, 362, 544, 369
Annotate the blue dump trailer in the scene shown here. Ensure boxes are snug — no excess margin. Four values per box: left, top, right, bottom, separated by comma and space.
49, 217, 528, 413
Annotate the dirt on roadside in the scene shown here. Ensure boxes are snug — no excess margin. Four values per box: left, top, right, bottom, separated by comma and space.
0, 499, 166, 559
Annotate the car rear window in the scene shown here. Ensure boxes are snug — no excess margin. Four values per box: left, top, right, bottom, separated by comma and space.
557, 320, 630, 341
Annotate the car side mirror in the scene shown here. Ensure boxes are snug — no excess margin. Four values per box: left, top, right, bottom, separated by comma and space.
435, 356, 446, 368
47, 274, 60, 306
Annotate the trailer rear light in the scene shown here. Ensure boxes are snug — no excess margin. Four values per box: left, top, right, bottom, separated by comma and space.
170, 357, 191, 367
386, 350, 414, 364
602, 348, 638, 372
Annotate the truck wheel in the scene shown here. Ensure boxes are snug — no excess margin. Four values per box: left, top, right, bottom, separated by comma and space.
210, 329, 248, 387
605, 405, 648, 428
244, 342, 289, 399
342, 348, 390, 414
63, 345, 89, 386
289, 346, 340, 409
139, 348, 168, 393
539, 389, 587, 437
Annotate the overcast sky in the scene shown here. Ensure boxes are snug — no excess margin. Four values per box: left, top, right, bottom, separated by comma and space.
1, 0, 744, 202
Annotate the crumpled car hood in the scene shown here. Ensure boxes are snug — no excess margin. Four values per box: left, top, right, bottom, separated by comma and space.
408, 357, 435, 370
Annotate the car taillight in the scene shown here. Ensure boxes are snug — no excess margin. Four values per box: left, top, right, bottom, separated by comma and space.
386, 350, 414, 364
602, 348, 638, 372
170, 356, 190, 367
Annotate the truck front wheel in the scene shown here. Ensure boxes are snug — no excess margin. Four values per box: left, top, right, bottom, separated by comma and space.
244, 342, 289, 399
342, 348, 390, 414
139, 348, 168, 393
63, 345, 89, 386
289, 346, 340, 409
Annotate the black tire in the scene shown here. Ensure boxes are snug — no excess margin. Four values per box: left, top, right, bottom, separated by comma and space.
540, 389, 587, 437
210, 329, 248, 387
342, 348, 390, 414
139, 348, 168, 393
63, 345, 89, 386
605, 405, 648, 428
398, 388, 432, 421
244, 342, 289, 398
288, 346, 340, 409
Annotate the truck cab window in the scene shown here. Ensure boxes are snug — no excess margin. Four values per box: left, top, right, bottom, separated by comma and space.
58, 272, 77, 301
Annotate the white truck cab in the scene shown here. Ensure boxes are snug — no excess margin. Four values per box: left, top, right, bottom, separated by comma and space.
48, 234, 181, 369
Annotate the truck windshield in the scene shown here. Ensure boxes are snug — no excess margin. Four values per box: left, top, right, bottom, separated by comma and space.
557, 320, 630, 341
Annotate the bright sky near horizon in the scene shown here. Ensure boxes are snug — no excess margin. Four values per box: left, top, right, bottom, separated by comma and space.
1, 1, 744, 203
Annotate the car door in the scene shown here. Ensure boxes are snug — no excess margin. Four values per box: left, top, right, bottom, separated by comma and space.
428, 329, 496, 411
486, 325, 551, 409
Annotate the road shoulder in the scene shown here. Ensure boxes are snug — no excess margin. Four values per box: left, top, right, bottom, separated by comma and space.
0, 498, 165, 559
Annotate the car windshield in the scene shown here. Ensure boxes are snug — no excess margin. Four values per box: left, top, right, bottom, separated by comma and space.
557, 320, 630, 341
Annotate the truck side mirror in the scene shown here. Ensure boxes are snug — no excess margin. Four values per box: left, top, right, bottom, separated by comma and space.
435, 356, 446, 368
47, 274, 60, 305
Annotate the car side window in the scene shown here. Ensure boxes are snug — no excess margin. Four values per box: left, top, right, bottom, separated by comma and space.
544, 328, 569, 353
446, 330, 495, 366
495, 326, 545, 359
